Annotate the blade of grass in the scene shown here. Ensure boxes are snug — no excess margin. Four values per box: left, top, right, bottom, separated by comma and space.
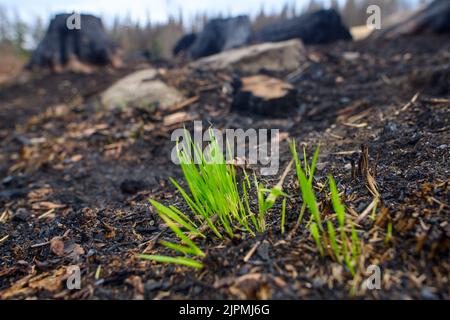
308, 143, 321, 183
158, 213, 205, 257
310, 223, 324, 256
385, 222, 393, 244
139, 254, 203, 269
291, 141, 322, 230
327, 221, 341, 262
149, 199, 203, 238
329, 175, 345, 229
350, 223, 360, 258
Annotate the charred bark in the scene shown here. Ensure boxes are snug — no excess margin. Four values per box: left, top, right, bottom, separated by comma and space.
175, 16, 252, 59
27, 13, 120, 70
253, 9, 352, 45
375, 0, 450, 39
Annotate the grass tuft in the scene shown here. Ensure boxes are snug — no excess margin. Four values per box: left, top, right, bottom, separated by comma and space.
142, 135, 364, 275
290, 141, 361, 276
141, 129, 285, 268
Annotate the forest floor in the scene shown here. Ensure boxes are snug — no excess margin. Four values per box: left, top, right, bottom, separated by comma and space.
0, 35, 448, 300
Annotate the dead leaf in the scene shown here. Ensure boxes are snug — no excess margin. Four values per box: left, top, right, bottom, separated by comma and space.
0, 270, 37, 299
32, 201, 66, 210
163, 112, 197, 126
50, 237, 65, 257
65, 243, 85, 261
69, 154, 83, 162
28, 268, 66, 292
27, 187, 52, 202
125, 276, 144, 300
227, 273, 271, 300
166, 95, 199, 112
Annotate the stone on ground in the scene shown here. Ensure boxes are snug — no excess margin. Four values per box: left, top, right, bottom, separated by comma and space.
189, 39, 306, 74
101, 69, 184, 111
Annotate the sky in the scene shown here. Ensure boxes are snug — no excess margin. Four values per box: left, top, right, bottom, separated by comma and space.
0, 0, 320, 26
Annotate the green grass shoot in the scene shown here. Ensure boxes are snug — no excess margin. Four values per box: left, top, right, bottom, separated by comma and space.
142, 128, 286, 268
329, 175, 345, 229
310, 223, 324, 256
290, 140, 322, 230
327, 221, 341, 262
143, 134, 364, 274
385, 221, 393, 244
289, 143, 362, 275
139, 254, 204, 269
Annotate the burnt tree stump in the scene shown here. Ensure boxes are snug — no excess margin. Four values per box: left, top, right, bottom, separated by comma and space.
173, 33, 197, 56
232, 75, 298, 117
254, 9, 352, 45
374, 0, 450, 39
175, 16, 252, 59
27, 13, 121, 71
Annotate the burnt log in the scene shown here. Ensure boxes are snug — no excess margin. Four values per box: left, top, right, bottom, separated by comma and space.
27, 13, 121, 71
374, 0, 450, 39
254, 9, 352, 45
187, 15, 252, 59
232, 75, 298, 117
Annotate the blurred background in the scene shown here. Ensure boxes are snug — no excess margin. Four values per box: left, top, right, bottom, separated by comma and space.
0, 0, 431, 77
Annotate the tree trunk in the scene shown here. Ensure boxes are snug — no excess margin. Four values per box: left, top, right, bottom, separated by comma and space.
27, 13, 121, 71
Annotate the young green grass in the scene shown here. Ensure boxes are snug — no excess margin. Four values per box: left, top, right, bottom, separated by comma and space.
327, 175, 360, 276
138, 199, 206, 269
172, 129, 255, 238
290, 140, 322, 229
290, 141, 361, 276
141, 129, 286, 268
142, 135, 362, 274
310, 222, 324, 256
385, 221, 393, 244
327, 220, 341, 262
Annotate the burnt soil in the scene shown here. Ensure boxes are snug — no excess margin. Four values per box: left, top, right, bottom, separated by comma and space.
0, 35, 449, 300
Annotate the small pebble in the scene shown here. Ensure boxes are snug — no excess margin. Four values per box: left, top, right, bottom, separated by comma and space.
421, 287, 438, 300
12, 208, 31, 223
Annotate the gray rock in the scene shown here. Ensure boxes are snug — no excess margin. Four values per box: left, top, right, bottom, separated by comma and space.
421, 287, 438, 300
190, 39, 306, 74
101, 69, 184, 111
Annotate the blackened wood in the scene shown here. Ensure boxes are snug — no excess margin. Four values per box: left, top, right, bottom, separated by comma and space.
253, 9, 352, 45
27, 13, 120, 70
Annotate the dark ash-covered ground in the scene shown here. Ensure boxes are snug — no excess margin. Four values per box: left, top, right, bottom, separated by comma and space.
0, 35, 449, 300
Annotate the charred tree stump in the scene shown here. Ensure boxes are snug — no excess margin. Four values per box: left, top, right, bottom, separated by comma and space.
173, 33, 197, 56
232, 75, 298, 117
253, 9, 352, 45
175, 16, 252, 59
374, 0, 450, 39
27, 13, 121, 71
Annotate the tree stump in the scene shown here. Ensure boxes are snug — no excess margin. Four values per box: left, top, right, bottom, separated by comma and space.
27, 13, 121, 71
232, 75, 298, 117
173, 33, 197, 56
373, 0, 450, 39
175, 16, 252, 59
254, 9, 352, 45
